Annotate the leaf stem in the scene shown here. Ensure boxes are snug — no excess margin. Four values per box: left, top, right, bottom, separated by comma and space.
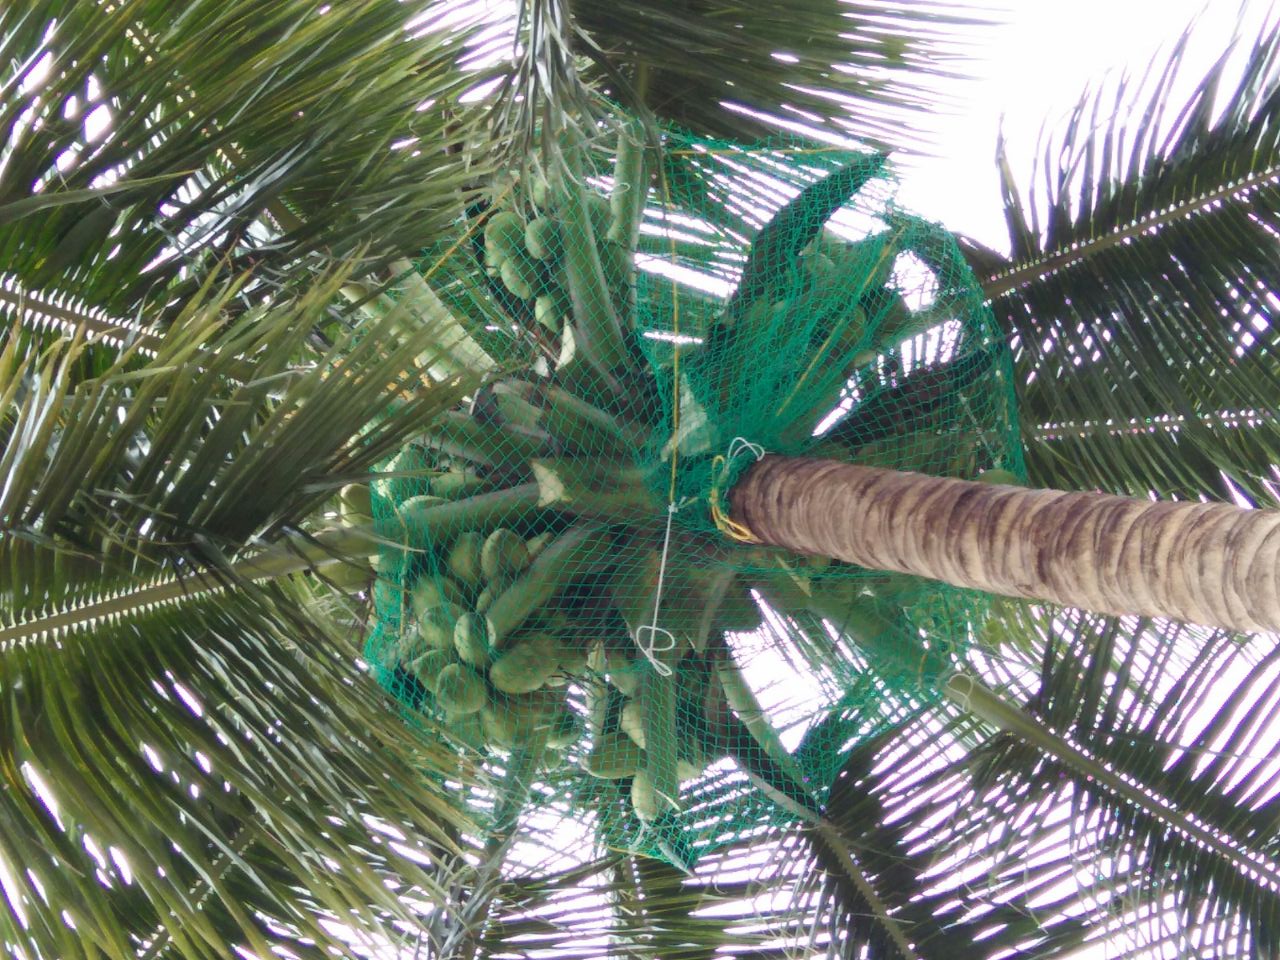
981, 164, 1280, 299
0, 526, 379, 649
944, 671, 1280, 889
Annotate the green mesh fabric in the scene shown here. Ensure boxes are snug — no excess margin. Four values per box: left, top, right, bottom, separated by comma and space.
362, 120, 1023, 869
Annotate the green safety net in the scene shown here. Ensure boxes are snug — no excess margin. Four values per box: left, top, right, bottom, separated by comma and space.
360, 117, 1023, 869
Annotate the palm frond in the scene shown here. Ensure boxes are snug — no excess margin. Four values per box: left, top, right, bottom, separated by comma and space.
0, 245, 497, 955
0, 261, 475, 561
738, 714, 1089, 960
941, 604, 1280, 958
487, 0, 990, 156
768, 612, 1280, 960
979, 15, 1280, 505
517, 606, 1280, 960
0, 0, 492, 317
1, 547, 470, 960
441, 720, 1007, 960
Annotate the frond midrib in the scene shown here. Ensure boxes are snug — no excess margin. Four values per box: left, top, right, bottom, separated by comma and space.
983, 162, 1280, 299
0, 525, 374, 649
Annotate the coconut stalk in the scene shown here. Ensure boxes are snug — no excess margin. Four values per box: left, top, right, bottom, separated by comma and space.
390, 483, 542, 545
606, 118, 650, 331
711, 639, 809, 791
493, 380, 644, 456
485, 523, 613, 649
730, 456, 1280, 635
531, 458, 655, 521
418, 411, 551, 472
559, 137, 631, 377
638, 666, 681, 819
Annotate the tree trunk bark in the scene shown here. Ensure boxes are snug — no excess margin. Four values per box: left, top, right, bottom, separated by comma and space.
729, 455, 1280, 634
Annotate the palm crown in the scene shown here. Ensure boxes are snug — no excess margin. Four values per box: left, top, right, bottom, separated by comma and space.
3, 2, 1280, 958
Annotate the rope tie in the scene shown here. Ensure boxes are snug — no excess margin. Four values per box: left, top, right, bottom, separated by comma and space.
709, 437, 765, 543
635, 498, 693, 676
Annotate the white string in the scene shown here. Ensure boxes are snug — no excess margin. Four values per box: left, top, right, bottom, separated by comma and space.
943, 670, 972, 712
725, 436, 765, 465
635, 499, 690, 677
636, 438, 760, 674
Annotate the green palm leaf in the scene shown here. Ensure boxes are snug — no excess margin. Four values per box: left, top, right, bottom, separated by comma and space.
0, 0, 491, 316
0, 253, 490, 956
486, 0, 989, 156
951, 606, 1280, 958
979, 19, 1280, 505
1, 267, 472, 557
726, 610, 1280, 958
2, 548, 473, 959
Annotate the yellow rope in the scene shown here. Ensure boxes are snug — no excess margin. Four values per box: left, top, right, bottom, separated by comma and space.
708, 454, 761, 544
658, 153, 682, 505
657, 145, 767, 541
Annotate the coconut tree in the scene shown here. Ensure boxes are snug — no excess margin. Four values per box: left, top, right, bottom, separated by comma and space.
3, 2, 1280, 960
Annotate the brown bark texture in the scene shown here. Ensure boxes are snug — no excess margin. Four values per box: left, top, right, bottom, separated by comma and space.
730, 455, 1280, 634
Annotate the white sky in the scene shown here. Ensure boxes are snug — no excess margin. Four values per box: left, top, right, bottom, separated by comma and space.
896, 0, 1264, 252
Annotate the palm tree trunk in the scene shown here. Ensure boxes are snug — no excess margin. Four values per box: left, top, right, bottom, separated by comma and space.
729, 455, 1280, 634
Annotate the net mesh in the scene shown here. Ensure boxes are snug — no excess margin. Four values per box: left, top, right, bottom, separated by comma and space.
360, 119, 1022, 869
